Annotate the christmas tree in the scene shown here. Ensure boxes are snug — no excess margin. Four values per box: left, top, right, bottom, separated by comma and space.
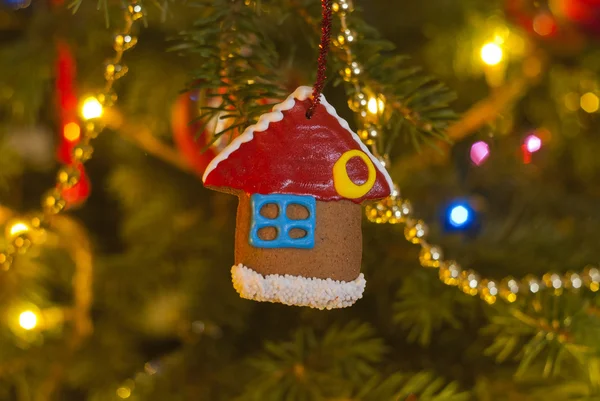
1, 0, 600, 399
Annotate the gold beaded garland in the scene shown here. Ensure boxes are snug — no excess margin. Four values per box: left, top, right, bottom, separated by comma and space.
72, 144, 94, 163
0, 252, 13, 271
543, 272, 564, 295
460, 270, 480, 296
334, 29, 356, 48
57, 165, 81, 188
105, 63, 129, 81
341, 61, 362, 82
5, 220, 33, 254
479, 279, 498, 304
332, 0, 353, 14
0, 4, 141, 271
358, 124, 378, 145
439, 260, 461, 286
42, 189, 67, 215
584, 266, 600, 291
499, 277, 519, 302
418, 245, 443, 268
565, 271, 583, 290
97, 90, 118, 108
114, 34, 137, 52
348, 91, 368, 112
404, 220, 428, 244
128, 2, 144, 20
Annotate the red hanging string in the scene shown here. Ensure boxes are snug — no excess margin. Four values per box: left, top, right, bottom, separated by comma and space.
306, 0, 333, 119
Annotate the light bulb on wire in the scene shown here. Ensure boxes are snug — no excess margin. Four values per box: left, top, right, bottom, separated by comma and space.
9, 222, 29, 237
81, 96, 103, 120
522, 133, 543, 164
525, 134, 542, 153
480, 42, 503, 66
470, 141, 490, 166
449, 205, 470, 227
19, 310, 38, 330
444, 201, 477, 232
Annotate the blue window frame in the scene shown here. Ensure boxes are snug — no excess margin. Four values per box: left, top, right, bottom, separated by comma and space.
249, 194, 316, 249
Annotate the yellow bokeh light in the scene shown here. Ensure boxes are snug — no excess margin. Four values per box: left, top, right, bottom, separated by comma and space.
480, 42, 503, 66
63, 122, 81, 141
367, 97, 378, 114
580, 92, 599, 113
9, 222, 29, 237
377, 98, 385, 113
19, 310, 38, 330
116, 387, 131, 399
81, 96, 103, 120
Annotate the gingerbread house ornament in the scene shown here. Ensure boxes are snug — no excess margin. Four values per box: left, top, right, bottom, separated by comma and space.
203, 86, 393, 309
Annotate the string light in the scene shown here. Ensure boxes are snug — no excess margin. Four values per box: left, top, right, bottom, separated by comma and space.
470, 141, 490, 166
8, 221, 29, 237
524, 134, 542, 153
480, 42, 503, 66
448, 204, 471, 228
19, 310, 38, 330
81, 96, 103, 120
378, 97, 385, 113
367, 97, 378, 114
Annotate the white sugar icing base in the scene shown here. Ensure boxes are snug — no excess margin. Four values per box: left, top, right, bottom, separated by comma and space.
231, 263, 366, 310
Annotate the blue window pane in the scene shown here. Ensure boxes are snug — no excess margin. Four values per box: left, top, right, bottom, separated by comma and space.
249, 194, 316, 249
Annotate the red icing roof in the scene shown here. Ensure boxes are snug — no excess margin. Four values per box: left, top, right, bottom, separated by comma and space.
203, 87, 393, 203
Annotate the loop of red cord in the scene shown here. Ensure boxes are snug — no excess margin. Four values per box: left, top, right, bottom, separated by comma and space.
306, 0, 333, 119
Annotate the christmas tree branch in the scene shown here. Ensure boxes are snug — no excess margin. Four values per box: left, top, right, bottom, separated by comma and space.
242, 322, 386, 400
394, 76, 530, 174
484, 292, 597, 381
176, 0, 287, 143
104, 109, 192, 173
290, 0, 456, 144
394, 52, 547, 175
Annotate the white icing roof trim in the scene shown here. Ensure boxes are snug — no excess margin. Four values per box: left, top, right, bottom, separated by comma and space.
232, 263, 366, 310
202, 86, 394, 193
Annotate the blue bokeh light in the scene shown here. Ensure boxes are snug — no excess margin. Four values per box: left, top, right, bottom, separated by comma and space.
448, 204, 470, 227
4, 0, 31, 9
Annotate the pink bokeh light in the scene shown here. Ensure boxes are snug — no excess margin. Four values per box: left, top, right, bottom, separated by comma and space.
525, 134, 542, 153
470, 141, 490, 166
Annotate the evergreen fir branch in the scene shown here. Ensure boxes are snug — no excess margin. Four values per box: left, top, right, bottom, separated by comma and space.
393, 270, 475, 346
483, 293, 600, 382
177, 0, 287, 145
66, 0, 110, 26
67, 0, 83, 14
355, 371, 469, 401
290, 0, 457, 149
240, 321, 386, 401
